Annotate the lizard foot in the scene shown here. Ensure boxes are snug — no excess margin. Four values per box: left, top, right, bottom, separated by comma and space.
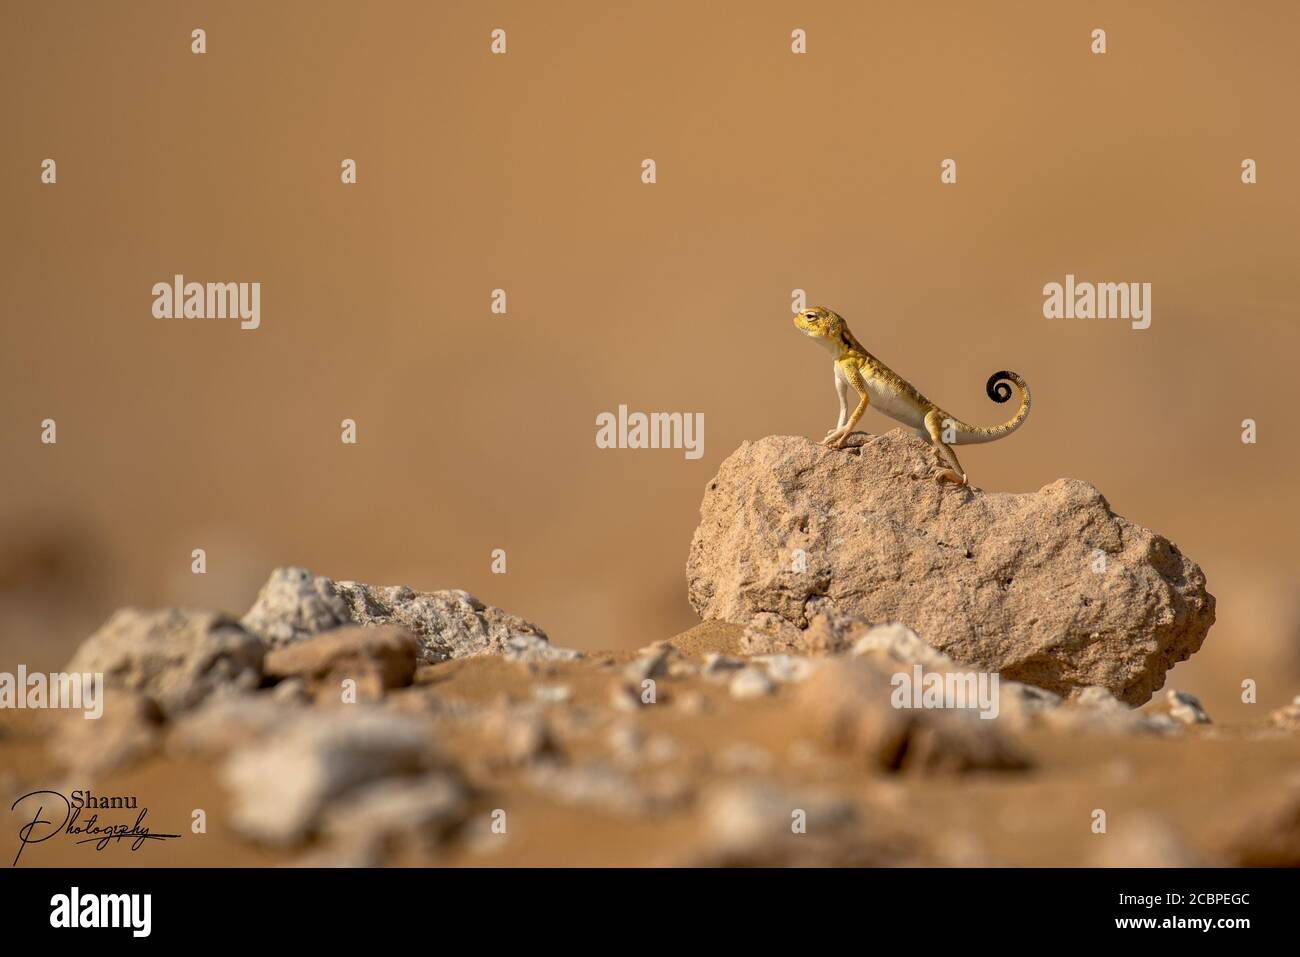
824, 429, 863, 449
934, 469, 968, 487
822, 430, 868, 450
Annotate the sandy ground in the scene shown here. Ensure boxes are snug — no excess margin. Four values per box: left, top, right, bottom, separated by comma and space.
4, 620, 1297, 868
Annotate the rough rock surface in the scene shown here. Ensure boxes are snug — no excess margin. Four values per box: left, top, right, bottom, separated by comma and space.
239, 567, 349, 646
241, 566, 553, 663
65, 609, 264, 716
687, 432, 1215, 705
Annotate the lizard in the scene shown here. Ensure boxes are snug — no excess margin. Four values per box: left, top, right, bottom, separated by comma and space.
793, 306, 1031, 486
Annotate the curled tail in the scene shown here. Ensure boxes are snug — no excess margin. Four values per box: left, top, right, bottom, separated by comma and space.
951, 370, 1031, 445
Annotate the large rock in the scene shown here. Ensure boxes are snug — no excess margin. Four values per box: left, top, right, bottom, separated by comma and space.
65, 609, 264, 717
241, 566, 552, 663
686, 432, 1214, 705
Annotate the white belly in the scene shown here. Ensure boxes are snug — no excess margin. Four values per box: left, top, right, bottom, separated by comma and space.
867, 381, 925, 429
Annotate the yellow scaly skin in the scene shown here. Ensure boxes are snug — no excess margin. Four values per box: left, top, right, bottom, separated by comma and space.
793, 306, 1031, 486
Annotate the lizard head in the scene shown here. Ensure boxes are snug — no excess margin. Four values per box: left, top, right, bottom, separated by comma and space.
793, 306, 846, 346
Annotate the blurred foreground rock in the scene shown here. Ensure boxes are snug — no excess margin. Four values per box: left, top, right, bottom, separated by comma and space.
263, 625, 418, 700
18, 557, 1285, 869
66, 609, 263, 717
793, 655, 1030, 773
221, 707, 457, 844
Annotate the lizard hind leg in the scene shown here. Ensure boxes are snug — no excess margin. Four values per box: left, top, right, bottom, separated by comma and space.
923, 409, 968, 486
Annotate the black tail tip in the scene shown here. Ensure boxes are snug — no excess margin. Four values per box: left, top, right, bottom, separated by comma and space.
986, 371, 1016, 403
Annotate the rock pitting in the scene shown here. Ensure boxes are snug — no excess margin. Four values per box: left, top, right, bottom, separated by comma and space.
687, 432, 1215, 705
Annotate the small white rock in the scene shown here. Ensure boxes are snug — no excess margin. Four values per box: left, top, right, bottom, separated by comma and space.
704, 653, 745, 676
715, 742, 774, 772
753, 654, 815, 683
729, 668, 775, 700
623, 646, 671, 682
533, 684, 573, 704
851, 622, 959, 669
1165, 689, 1212, 725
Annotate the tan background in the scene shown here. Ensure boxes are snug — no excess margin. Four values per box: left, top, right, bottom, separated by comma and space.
3, 1, 1297, 718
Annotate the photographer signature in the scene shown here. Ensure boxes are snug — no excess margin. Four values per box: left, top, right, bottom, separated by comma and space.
9, 790, 180, 866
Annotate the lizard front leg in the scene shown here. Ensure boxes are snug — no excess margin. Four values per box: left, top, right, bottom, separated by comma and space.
824, 363, 850, 440
823, 362, 869, 448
